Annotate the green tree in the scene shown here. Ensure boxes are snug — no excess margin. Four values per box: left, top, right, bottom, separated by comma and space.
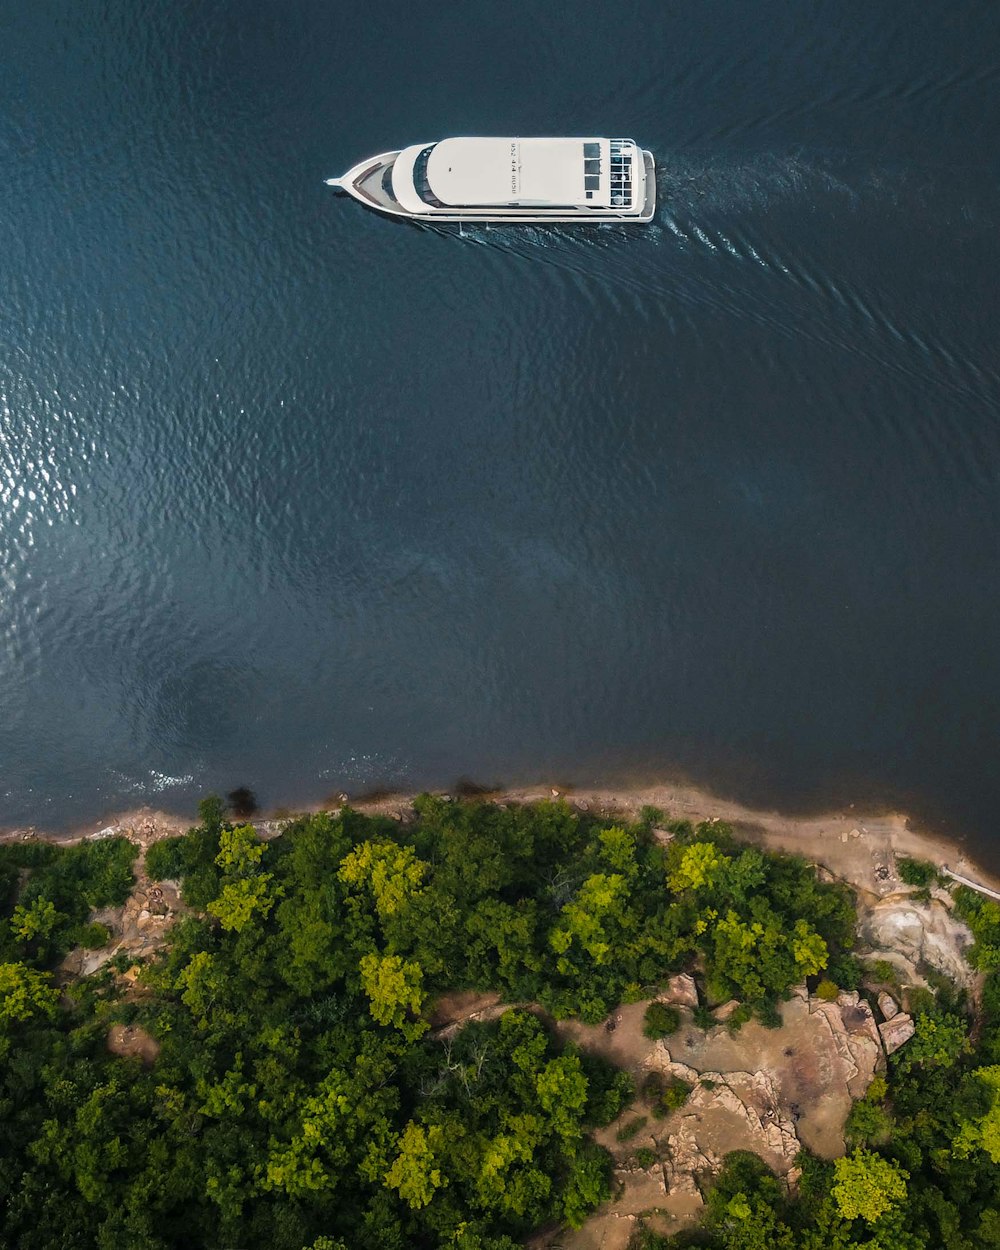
643, 1002, 681, 1038
534, 1054, 589, 1142
208, 875, 278, 932
358, 951, 426, 1036
0, 961, 60, 1024
953, 1065, 1000, 1162
338, 840, 428, 922
206, 824, 278, 932
214, 824, 266, 874
831, 1149, 908, 1223
549, 872, 631, 967
10, 897, 63, 943
894, 1011, 970, 1072
668, 842, 729, 894
790, 919, 829, 978
384, 1122, 448, 1209
560, 1144, 611, 1229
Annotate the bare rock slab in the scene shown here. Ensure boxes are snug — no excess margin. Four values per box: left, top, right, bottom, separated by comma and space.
878, 991, 899, 1021
666, 973, 699, 1009
879, 1013, 915, 1055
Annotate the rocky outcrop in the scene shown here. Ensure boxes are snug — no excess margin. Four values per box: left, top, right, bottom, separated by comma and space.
878, 992, 899, 1021
879, 1013, 916, 1054
861, 895, 974, 988
665, 974, 699, 1009
648, 1049, 800, 1185
713, 999, 741, 1023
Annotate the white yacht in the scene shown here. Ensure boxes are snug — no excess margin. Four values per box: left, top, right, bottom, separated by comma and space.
326, 137, 655, 224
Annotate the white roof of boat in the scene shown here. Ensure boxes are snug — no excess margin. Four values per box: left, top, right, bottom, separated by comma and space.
426, 137, 606, 207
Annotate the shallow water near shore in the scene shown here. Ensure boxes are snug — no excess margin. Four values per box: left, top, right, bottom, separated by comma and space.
2, 2, 1000, 851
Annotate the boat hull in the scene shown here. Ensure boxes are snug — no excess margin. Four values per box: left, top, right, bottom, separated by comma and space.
327, 146, 656, 225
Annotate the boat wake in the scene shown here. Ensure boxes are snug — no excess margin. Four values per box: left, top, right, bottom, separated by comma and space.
425, 149, 999, 415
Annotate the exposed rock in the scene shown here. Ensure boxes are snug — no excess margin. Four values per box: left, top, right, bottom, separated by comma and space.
665, 974, 699, 1009
661, 1068, 801, 1187
879, 1013, 915, 1055
807, 992, 883, 1100
713, 999, 740, 1023
106, 1023, 159, 1066
878, 992, 899, 1021
861, 896, 974, 988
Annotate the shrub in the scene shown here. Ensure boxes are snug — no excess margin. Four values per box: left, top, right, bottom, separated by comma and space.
827, 953, 863, 990
75, 922, 111, 949
897, 857, 936, 888
634, 1147, 657, 1168
145, 837, 186, 882
816, 979, 840, 1001
643, 1002, 681, 1039
754, 1000, 783, 1029
726, 1004, 754, 1034
868, 959, 897, 984
616, 1116, 648, 1143
584, 1065, 636, 1127
637, 806, 664, 832
67, 838, 137, 908
693, 1004, 716, 1030
643, 1072, 693, 1118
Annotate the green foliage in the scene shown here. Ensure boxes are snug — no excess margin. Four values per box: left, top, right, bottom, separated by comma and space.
953, 1065, 1000, 1162
0, 960, 59, 1024
75, 922, 111, 949
385, 1122, 448, 1209
0, 799, 918, 1250
616, 1115, 648, 1142
633, 1147, 657, 1168
0, 836, 136, 968
643, 1001, 680, 1038
815, 978, 840, 1001
10, 897, 64, 943
868, 959, 898, 984
668, 840, 729, 894
831, 1149, 908, 1223
143, 837, 186, 882
845, 1077, 893, 1147
642, 1071, 692, 1118
892, 1009, 970, 1073
358, 952, 426, 1036
954, 887, 1000, 970
896, 857, 937, 888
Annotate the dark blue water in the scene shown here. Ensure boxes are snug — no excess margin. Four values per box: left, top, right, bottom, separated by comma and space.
2, 2, 999, 850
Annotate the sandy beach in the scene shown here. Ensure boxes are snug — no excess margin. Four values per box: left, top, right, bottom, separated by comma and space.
4, 777, 999, 903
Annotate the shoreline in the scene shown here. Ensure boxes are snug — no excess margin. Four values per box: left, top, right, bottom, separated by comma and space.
5, 778, 1000, 902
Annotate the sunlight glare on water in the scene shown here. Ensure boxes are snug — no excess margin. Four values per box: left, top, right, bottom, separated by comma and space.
1, 1, 999, 854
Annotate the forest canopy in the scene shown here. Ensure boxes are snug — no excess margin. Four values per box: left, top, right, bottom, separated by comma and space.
0, 798, 996, 1249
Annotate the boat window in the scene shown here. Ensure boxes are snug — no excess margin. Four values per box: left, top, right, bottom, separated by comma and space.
412, 145, 445, 207
609, 139, 634, 207
584, 175, 600, 190
584, 142, 600, 159
381, 165, 396, 199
